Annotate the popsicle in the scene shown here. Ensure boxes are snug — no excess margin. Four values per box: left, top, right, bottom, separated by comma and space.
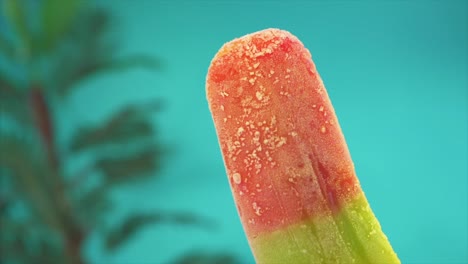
206, 28, 399, 264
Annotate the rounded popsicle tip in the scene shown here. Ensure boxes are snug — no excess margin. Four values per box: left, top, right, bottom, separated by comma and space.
206, 28, 312, 88
215, 28, 302, 59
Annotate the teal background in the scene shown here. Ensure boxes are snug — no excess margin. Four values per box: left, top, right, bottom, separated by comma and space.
64, 0, 467, 263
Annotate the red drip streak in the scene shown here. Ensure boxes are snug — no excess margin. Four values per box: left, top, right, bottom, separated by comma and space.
308, 153, 339, 213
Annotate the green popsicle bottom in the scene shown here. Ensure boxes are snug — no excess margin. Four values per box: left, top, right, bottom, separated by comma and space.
249, 194, 400, 264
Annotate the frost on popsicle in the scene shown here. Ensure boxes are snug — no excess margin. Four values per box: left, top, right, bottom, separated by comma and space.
206, 28, 399, 264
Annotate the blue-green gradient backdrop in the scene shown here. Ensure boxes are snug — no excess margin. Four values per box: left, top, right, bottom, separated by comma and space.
70, 0, 467, 263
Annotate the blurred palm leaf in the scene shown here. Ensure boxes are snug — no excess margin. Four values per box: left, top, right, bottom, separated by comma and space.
40, 0, 81, 52
172, 252, 241, 264
0, 73, 31, 127
2, 0, 81, 59
105, 212, 215, 251
0, 232, 32, 264
49, 7, 163, 97
0, 136, 63, 232
0, 217, 65, 264
96, 148, 161, 183
0, 196, 11, 214
69, 102, 162, 153
0, 71, 17, 90
75, 184, 111, 229
2, 0, 30, 54
56, 54, 163, 97
34, 241, 67, 264
0, 32, 16, 60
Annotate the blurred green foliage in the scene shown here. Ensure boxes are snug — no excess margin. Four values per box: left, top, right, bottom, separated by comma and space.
0, 0, 237, 263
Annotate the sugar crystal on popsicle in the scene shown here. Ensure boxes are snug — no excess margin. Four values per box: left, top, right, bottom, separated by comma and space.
206, 28, 399, 264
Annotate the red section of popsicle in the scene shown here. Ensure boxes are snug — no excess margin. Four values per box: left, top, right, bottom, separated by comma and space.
207, 29, 361, 237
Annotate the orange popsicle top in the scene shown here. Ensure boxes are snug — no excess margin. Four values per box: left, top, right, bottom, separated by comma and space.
206, 29, 362, 237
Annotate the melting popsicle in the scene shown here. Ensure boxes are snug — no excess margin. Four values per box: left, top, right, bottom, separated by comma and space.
206, 28, 399, 263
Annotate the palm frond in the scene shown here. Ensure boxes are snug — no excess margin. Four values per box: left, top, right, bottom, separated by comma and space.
0, 195, 13, 215
2, 0, 30, 52
39, 0, 81, 52
105, 212, 214, 251
69, 102, 162, 153
0, 217, 65, 264
172, 252, 241, 264
47, 7, 163, 97
74, 183, 112, 229
55, 54, 163, 97
0, 32, 16, 60
0, 74, 31, 127
96, 148, 160, 183
0, 69, 19, 92
0, 136, 63, 232
0, 232, 32, 264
